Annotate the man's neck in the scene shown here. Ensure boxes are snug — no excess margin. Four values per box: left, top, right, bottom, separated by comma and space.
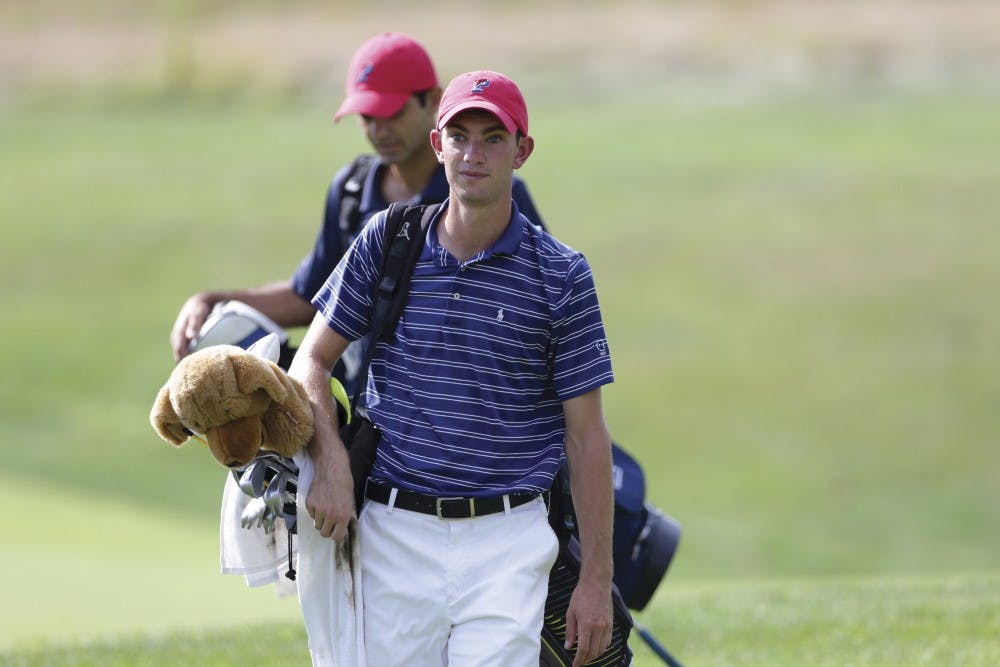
380, 148, 439, 203
438, 196, 512, 264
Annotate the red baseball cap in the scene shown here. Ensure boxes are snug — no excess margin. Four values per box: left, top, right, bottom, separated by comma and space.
334, 32, 438, 121
437, 70, 528, 136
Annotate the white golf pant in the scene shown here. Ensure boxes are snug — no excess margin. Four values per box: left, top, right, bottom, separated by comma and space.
359, 494, 558, 667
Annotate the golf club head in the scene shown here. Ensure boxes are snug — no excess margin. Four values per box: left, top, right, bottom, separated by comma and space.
238, 459, 272, 497
263, 470, 291, 515
237, 451, 293, 496
263, 469, 298, 532
241, 496, 270, 530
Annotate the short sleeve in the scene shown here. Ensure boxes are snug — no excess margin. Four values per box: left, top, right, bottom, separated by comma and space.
549, 254, 614, 399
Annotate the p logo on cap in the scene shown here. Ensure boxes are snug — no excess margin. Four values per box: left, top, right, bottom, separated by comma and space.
437, 70, 529, 136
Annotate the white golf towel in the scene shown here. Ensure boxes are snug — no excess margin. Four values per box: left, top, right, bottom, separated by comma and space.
219, 450, 366, 666
294, 450, 366, 667
219, 470, 296, 595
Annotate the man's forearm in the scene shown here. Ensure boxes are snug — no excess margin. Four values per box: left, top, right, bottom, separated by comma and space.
288, 338, 347, 466
566, 432, 615, 585
562, 389, 615, 585
221, 281, 316, 329
287, 318, 356, 540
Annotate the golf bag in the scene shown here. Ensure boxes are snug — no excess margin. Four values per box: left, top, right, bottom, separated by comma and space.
540, 442, 683, 665
542, 466, 634, 667
607, 445, 682, 611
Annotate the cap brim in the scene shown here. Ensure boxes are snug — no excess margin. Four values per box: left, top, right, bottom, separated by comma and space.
438, 101, 519, 135
333, 91, 411, 122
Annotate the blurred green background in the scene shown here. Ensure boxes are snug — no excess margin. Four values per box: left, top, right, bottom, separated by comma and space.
2, 1, 999, 664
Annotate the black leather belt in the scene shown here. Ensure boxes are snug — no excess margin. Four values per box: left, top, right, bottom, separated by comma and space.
365, 481, 541, 519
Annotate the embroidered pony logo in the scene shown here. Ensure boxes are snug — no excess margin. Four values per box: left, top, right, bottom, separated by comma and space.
398, 221, 411, 240
496, 309, 505, 322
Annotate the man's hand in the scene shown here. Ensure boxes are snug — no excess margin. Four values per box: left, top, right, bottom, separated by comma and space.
170, 293, 217, 361
564, 576, 613, 666
304, 440, 356, 541
169, 283, 315, 361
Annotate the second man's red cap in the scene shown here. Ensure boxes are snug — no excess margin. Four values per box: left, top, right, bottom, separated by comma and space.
334, 32, 438, 121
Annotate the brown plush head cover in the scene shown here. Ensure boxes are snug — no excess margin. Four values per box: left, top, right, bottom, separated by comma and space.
150, 345, 312, 467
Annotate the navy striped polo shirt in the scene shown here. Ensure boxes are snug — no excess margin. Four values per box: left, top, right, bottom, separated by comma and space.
312, 200, 613, 496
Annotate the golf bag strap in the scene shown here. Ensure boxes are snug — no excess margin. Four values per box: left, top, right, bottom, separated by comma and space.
337, 154, 378, 251
345, 201, 440, 421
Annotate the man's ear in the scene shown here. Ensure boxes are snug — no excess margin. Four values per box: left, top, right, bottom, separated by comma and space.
513, 134, 534, 170
425, 86, 443, 111
430, 128, 444, 163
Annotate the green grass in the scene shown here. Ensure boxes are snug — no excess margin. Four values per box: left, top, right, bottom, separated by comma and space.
4, 574, 998, 666
2, 87, 999, 662
0, 475, 301, 651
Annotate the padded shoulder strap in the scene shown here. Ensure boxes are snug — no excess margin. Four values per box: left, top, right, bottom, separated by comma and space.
371, 202, 440, 341
346, 201, 441, 416
337, 154, 378, 249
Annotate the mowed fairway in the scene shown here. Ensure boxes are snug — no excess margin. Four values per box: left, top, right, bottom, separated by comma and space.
2, 86, 999, 665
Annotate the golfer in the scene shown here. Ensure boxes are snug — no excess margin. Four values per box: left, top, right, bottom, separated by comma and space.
169, 32, 544, 382
290, 70, 615, 666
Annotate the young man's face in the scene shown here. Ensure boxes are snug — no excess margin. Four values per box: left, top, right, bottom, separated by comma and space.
359, 93, 438, 165
431, 109, 533, 208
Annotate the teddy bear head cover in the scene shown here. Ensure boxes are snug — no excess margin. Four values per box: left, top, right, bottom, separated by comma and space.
150, 344, 313, 468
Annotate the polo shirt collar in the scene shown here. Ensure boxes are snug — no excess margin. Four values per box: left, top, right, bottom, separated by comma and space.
428, 199, 527, 265
494, 200, 527, 256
